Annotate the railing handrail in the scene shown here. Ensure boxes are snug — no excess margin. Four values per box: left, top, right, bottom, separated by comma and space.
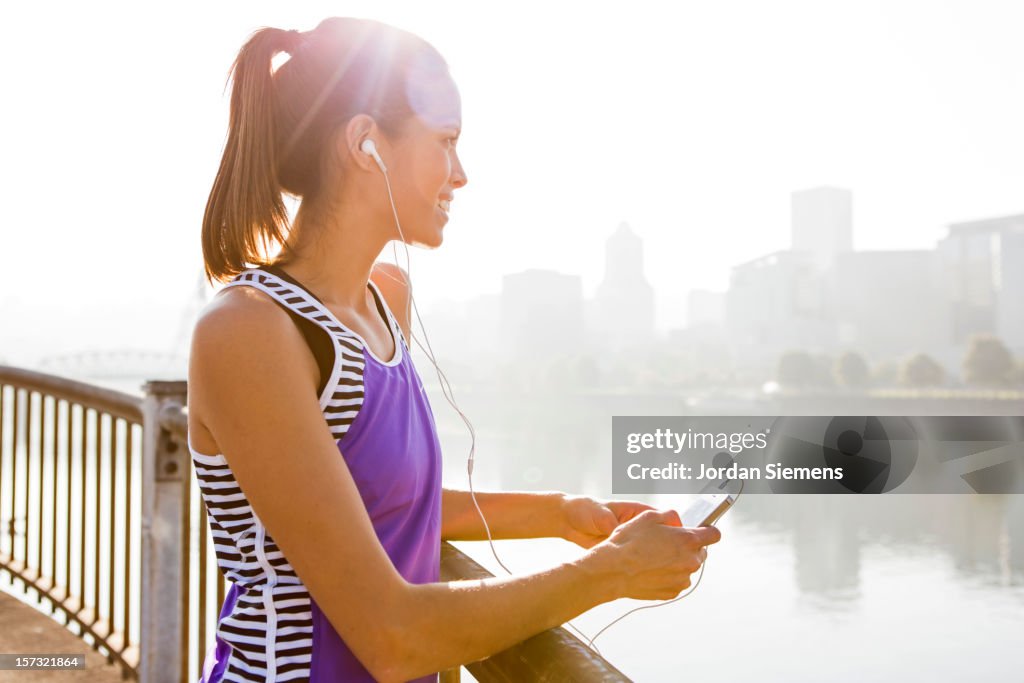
0, 365, 143, 423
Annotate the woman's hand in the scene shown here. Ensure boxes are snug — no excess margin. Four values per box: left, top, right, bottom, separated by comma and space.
559, 495, 657, 549
584, 509, 721, 602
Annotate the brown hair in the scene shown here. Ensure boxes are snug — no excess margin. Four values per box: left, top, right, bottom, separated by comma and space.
201, 18, 447, 283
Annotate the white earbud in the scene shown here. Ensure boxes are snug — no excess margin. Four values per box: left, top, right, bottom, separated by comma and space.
360, 138, 387, 174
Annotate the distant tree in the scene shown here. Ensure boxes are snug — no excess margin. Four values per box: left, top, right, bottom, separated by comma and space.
834, 351, 870, 388
1012, 360, 1024, 387
871, 359, 898, 386
777, 350, 816, 387
963, 334, 1015, 385
644, 350, 687, 386
810, 354, 836, 387
900, 353, 945, 387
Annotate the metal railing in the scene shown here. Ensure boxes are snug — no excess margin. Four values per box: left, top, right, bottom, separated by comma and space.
0, 366, 144, 677
0, 366, 630, 682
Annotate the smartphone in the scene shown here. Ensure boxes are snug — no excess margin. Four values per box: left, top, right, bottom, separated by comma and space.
680, 491, 737, 527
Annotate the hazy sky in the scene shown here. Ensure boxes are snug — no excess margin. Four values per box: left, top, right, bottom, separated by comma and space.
2, 0, 1022, 364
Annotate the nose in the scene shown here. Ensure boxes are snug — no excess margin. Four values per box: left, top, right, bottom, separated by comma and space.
451, 150, 468, 189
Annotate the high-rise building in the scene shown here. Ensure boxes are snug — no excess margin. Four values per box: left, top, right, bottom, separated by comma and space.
791, 187, 853, 271
726, 250, 836, 373
591, 222, 655, 351
938, 213, 1024, 353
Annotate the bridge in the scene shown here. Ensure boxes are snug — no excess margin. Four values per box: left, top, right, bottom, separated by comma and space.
38, 351, 188, 383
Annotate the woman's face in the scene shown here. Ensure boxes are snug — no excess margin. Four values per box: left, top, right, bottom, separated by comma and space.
382, 69, 467, 248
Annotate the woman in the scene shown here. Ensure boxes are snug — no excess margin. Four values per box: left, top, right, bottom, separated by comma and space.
189, 17, 720, 682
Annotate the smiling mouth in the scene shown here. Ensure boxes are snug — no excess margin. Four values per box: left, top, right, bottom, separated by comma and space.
438, 199, 451, 212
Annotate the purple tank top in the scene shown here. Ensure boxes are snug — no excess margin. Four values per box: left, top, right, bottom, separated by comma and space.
191, 267, 443, 682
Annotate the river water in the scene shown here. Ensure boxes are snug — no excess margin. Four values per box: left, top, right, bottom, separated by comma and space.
435, 394, 1024, 682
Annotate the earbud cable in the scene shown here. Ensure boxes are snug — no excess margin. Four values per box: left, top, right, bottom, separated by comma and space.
370, 163, 742, 654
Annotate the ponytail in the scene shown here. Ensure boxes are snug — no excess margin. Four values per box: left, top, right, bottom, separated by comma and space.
202, 27, 301, 283
201, 18, 448, 284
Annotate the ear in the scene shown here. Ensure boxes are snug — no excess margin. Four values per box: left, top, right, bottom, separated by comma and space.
340, 114, 380, 173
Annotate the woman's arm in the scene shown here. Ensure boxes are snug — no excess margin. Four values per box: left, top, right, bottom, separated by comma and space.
441, 488, 657, 547
441, 488, 566, 540
189, 288, 718, 683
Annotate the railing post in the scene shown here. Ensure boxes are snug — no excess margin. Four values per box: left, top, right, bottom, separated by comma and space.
139, 380, 188, 683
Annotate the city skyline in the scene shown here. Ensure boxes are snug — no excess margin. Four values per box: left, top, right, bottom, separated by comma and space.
3, 1, 1023, 370
11, 188, 1021, 389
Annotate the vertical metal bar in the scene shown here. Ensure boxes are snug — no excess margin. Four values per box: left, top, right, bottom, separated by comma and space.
197, 498, 208, 675
106, 415, 117, 662
50, 396, 59, 613
23, 389, 32, 569
36, 394, 45, 595
10, 388, 20, 590
93, 409, 102, 632
8, 388, 18, 545
79, 405, 88, 622
181, 458, 192, 683
63, 400, 72, 626
123, 423, 133, 657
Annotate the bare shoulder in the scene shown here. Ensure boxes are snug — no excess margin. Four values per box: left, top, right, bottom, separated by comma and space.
188, 284, 319, 450
190, 285, 309, 375
370, 263, 412, 342
193, 285, 290, 340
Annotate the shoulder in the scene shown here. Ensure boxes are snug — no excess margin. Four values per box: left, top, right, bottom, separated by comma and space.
370, 263, 412, 342
188, 283, 320, 436
192, 283, 299, 350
